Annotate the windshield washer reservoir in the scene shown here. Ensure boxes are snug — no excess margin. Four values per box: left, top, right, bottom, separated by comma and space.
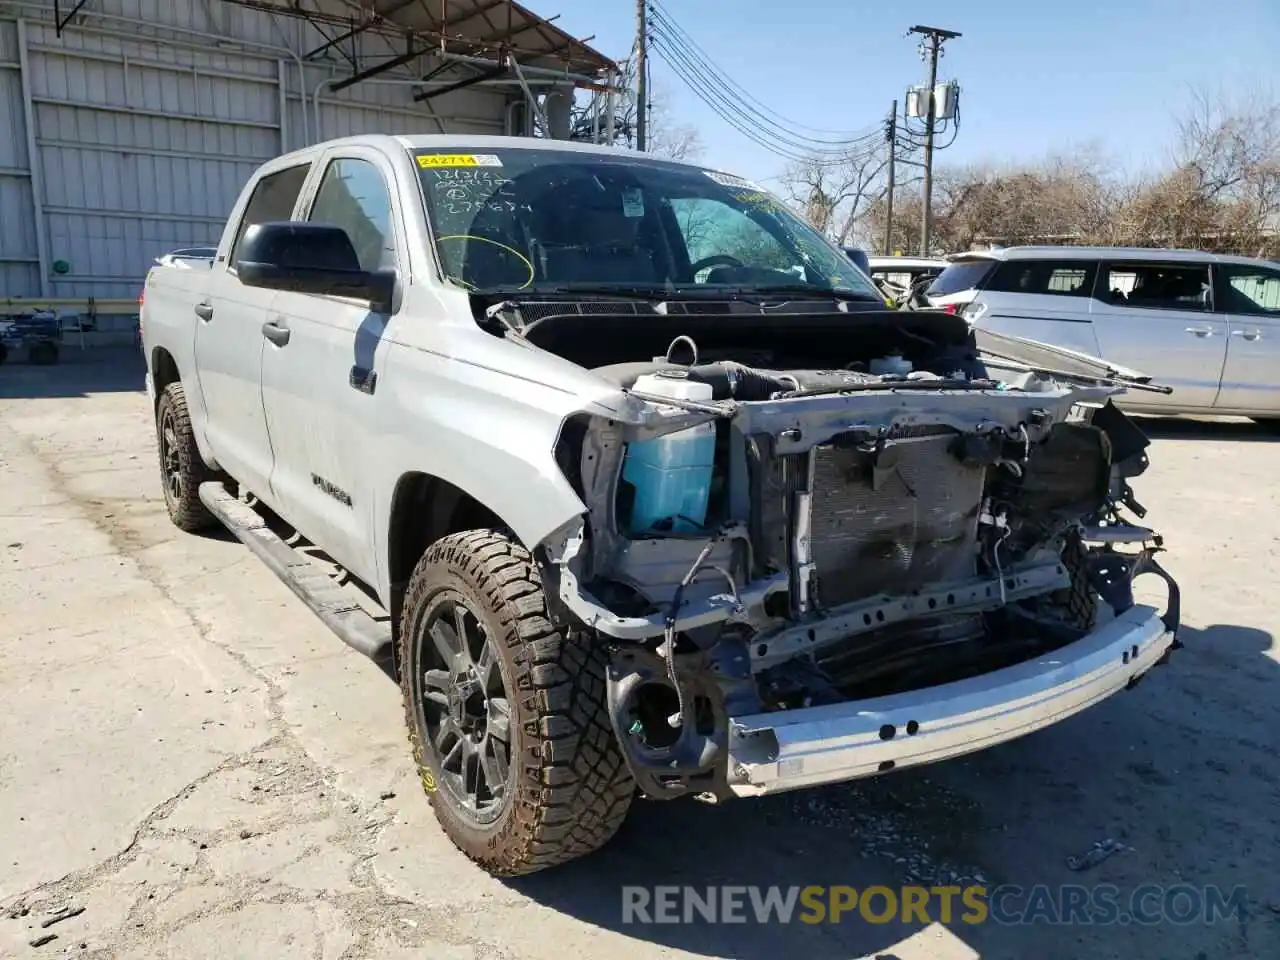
623, 371, 716, 534
870, 354, 913, 376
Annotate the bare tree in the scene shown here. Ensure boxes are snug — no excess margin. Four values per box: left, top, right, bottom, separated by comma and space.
778, 148, 888, 244
1130, 85, 1280, 255
941, 91, 1280, 257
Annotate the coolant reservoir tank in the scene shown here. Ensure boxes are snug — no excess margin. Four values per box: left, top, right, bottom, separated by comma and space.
623, 370, 716, 534
870, 354, 913, 376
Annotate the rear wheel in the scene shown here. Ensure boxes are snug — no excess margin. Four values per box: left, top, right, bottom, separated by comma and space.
155, 382, 216, 532
399, 529, 634, 876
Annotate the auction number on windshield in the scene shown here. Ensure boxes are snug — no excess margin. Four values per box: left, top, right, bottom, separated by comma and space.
415, 153, 503, 168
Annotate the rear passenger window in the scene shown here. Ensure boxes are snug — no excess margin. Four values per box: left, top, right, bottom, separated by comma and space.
926, 261, 995, 296
229, 164, 312, 265
1220, 264, 1280, 315
986, 260, 1097, 297
1101, 263, 1210, 311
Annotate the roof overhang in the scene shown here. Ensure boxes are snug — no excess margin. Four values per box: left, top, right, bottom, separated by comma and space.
216, 0, 616, 82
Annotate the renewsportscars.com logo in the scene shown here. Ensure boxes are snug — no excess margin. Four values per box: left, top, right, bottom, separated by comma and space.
621, 884, 1248, 927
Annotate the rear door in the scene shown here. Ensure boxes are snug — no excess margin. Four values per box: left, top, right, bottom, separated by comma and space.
1088, 259, 1225, 411
259, 147, 404, 584
965, 258, 1102, 357
194, 161, 311, 498
1214, 260, 1280, 415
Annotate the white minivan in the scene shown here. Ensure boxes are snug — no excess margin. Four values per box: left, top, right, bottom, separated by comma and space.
924, 245, 1280, 420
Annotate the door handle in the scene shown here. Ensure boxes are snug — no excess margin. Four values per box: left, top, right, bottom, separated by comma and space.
349, 365, 377, 394
261, 320, 291, 346
1184, 326, 1214, 337
194, 302, 214, 321
1230, 329, 1262, 341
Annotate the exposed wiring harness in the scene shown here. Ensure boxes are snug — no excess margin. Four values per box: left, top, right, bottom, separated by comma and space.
662, 541, 743, 730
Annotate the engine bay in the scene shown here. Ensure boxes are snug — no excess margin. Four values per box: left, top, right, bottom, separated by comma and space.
485, 297, 1176, 799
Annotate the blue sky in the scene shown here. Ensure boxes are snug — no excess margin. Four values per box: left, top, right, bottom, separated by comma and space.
545, 0, 1280, 186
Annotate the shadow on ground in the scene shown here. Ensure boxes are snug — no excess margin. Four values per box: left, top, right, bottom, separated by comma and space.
1134, 414, 1280, 443
507, 622, 1277, 960
0, 346, 145, 399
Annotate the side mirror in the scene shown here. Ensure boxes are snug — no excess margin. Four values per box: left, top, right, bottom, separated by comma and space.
235, 221, 395, 311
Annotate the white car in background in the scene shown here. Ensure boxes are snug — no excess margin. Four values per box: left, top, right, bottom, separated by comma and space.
866, 255, 949, 304
924, 245, 1280, 422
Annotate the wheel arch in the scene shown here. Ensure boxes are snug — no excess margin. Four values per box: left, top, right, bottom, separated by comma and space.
151, 346, 181, 409
384, 471, 563, 637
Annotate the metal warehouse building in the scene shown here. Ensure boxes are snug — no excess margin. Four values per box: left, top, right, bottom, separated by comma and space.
0, 0, 613, 315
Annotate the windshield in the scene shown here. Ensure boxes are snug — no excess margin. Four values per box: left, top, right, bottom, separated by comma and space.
412, 148, 883, 299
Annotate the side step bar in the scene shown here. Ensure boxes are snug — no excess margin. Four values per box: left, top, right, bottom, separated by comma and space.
198, 481, 391, 659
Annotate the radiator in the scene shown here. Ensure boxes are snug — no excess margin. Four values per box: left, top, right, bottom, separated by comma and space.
805, 430, 986, 608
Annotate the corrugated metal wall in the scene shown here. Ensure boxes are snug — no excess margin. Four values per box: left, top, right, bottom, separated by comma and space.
0, 0, 517, 300
0, 20, 41, 297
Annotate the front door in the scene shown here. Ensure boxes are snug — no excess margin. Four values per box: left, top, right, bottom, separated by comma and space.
194, 162, 312, 498
1088, 260, 1226, 412
1214, 261, 1280, 415
260, 149, 403, 585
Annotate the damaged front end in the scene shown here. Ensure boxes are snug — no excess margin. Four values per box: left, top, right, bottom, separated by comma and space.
524, 306, 1181, 801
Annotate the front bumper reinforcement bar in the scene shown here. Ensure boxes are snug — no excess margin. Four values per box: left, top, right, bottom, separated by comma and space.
725, 604, 1176, 796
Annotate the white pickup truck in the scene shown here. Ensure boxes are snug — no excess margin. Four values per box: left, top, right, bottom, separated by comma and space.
141, 134, 1181, 876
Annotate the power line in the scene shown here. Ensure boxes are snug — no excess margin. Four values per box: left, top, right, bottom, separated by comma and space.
648, 26, 885, 163
648, 0, 881, 146
647, 22, 882, 156
648, 31, 880, 158
650, 40, 877, 165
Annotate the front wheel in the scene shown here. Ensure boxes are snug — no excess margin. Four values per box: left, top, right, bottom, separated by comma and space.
1042, 532, 1099, 630
398, 529, 634, 876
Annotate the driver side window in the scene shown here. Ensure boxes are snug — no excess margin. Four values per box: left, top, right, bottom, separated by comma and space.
670, 197, 793, 280
307, 157, 396, 272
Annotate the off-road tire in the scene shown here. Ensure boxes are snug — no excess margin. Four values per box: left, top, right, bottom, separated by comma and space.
1044, 532, 1098, 630
398, 529, 634, 875
155, 381, 217, 532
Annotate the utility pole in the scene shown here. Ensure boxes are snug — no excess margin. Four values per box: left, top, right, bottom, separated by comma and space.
883, 99, 897, 256
907, 24, 960, 256
635, 0, 648, 151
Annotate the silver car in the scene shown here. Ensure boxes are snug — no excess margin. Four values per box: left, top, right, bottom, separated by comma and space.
926, 246, 1280, 421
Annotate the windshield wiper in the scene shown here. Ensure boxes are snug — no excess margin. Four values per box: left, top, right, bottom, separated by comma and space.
474, 282, 884, 304
476, 283, 676, 300
710, 284, 884, 302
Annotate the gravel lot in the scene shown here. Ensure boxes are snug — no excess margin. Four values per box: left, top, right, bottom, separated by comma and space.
1, 350, 1277, 960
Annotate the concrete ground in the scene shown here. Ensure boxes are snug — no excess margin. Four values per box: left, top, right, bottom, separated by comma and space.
1, 349, 1277, 960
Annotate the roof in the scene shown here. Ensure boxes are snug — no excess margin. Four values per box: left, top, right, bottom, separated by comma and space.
392, 133, 708, 160
218, 0, 615, 76
948, 245, 1274, 268
867, 256, 948, 270
269, 132, 719, 167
